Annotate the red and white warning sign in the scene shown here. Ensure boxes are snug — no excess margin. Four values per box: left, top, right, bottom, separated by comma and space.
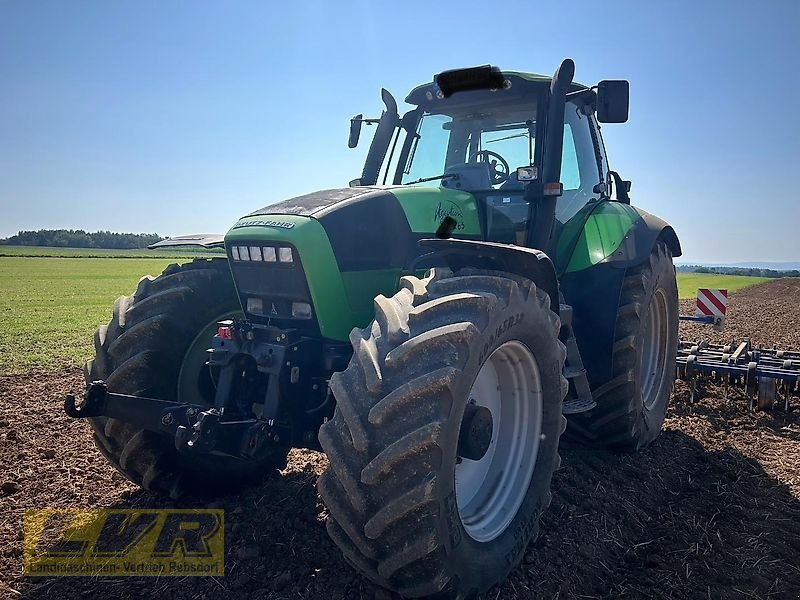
695, 288, 728, 318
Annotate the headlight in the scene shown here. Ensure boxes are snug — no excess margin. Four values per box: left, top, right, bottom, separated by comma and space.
230, 245, 294, 264
262, 247, 277, 262
246, 297, 263, 314
291, 302, 312, 319
278, 247, 293, 263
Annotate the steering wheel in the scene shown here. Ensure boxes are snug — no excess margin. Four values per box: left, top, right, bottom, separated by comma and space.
470, 150, 510, 185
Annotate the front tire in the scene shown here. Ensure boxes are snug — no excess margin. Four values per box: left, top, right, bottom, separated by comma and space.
318, 269, 568, 598
86, 258, 288, 498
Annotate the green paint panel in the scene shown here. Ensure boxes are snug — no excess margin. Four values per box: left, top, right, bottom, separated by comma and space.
341, 269, 404, 328
556, 201, 642, 273
225, 215, 354, 341
390, 187, 481, 235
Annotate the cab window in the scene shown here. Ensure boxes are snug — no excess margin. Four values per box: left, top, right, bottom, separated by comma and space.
556, 105, 601, 224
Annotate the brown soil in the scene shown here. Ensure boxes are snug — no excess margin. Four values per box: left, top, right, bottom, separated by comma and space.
1, 279, 799, 599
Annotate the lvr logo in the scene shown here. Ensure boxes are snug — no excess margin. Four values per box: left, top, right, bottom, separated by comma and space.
24, 509, 224, 576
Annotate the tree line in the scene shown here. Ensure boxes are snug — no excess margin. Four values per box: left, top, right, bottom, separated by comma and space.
0, 229, 164, 249
677, 265, 800, 278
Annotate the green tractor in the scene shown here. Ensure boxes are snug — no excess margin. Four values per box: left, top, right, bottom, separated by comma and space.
66, 59, 680, 597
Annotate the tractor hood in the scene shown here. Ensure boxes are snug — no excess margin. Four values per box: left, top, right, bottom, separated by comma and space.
240, 186, 482, 240
246, 187, 384, 218
224, 185, 482, 340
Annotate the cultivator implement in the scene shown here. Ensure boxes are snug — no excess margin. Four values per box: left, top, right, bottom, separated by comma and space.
676, 340, 800, 410
677, 287, 799, 411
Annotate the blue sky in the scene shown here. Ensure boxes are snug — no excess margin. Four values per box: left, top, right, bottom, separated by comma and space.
1, 0, 798, 263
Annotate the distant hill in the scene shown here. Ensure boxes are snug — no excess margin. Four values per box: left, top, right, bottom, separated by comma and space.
678, 261, 800, 271
676, 264, 799, 278
725, 261, 800, 271
0, 229, 163, 250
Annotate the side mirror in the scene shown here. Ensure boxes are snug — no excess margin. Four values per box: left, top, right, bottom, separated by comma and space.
596, 80, 629, 123
348, 114, 364, 148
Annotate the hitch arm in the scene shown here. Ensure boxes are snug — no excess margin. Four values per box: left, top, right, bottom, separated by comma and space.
65, 381, 192, 433
64, 381, 277, 460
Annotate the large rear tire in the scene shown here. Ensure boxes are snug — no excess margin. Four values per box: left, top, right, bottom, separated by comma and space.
318, 269, 568, 598
566, 242, 679, 450
85, 258, 288, 499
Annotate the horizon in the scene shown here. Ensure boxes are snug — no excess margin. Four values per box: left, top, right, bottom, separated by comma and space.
1, 1, 798, 263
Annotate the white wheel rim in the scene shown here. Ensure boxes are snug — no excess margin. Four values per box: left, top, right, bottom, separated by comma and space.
455, 340, 543, 542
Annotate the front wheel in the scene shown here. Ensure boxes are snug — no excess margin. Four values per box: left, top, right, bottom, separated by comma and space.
318, 269, 568, 598
86, 259, 289, 498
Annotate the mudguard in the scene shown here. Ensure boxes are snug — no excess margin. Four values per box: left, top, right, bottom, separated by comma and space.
603, 209, 681, 268
148, 234, 225, 249
558, 206, 681, 387
555, 201, 681, 274
414, 238, 560, 315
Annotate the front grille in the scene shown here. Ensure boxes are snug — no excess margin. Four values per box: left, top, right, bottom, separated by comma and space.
227, 242, 317, 333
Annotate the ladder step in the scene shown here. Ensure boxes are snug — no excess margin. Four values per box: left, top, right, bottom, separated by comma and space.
564, 366, 587, 379
562, 397, 597, 415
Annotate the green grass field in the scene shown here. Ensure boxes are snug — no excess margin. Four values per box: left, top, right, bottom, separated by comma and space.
0, 251, 774, 375
676, 273, 769, 299
0, 256, 183, 374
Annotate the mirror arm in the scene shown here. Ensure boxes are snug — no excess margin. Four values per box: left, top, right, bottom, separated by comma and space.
608, 170, 630, 204
565, 87, 597, 100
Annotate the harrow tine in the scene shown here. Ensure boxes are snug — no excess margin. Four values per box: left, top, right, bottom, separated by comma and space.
746, 362, 758, 412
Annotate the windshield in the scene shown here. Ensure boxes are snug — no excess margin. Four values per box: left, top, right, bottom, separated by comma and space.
400, 100, 538, 188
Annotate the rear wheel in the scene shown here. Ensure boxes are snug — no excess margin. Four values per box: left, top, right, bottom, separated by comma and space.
86, 258, 288, 499
566, 242, 679, 450
318, 269, 568, 598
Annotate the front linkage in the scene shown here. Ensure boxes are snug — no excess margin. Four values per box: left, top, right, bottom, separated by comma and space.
65, 319, 332, 460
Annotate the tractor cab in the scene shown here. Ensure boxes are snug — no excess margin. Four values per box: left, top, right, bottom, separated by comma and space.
349, 70, 620, 251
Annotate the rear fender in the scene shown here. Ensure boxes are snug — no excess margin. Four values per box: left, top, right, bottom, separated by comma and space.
558, 209, 681, 386
606, 209, 681, 269
556, 202, 681, 274
415, 238, 560, 315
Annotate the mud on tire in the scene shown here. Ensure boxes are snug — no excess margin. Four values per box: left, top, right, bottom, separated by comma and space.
566, 242, 679, 450
85, 258, 288, 499
318, 268, 568, 598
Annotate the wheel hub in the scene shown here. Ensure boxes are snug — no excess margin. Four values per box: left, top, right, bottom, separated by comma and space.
457, 403, 494, 461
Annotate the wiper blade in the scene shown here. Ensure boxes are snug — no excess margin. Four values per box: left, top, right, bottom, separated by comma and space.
403, 173, 459, 185
485, 133, 530, 143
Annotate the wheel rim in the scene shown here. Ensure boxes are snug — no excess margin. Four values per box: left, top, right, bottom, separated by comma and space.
455, 340, 543, 543
641, 289, 669, 410
177, 310, 241, 404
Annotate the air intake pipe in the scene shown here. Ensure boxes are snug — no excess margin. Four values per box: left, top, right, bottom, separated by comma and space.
525, 58, 575, 251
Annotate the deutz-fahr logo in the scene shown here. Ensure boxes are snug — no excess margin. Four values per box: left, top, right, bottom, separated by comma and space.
233, 218, 295, 230
24, 509, 224, 576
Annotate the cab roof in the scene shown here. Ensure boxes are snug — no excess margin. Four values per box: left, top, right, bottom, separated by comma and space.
405, 71, 587, 105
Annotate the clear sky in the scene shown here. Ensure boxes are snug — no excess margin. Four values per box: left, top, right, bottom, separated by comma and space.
1, 0, 798, 263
